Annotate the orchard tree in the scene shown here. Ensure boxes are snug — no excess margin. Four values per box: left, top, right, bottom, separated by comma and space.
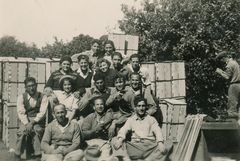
120, 0, 240, 117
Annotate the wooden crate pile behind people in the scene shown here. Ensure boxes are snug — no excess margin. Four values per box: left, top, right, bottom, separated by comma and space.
0, 58, 50, 149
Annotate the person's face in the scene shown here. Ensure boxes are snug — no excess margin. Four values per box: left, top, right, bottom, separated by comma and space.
115, 78, 125, 91
99, 62, 109, 73
105, 44, 113, 54
63, 80, 72, 93
25, 81, 37, 96
93, 99, 105, 115
95, 79, 105, 91
91, 42, 100, 54
79, 59, 89, 71
131, 75, 140, 90
112, 55, 122, 68
61, 61, 71, 72
135, 100, 147, 117
131, 57, 140, 71
54, 105, 67, 123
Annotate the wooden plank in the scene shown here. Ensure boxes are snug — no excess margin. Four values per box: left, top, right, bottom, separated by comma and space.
172, 80, 186, 97
201, 120, 240, 130
156, 62, 171, 81
171, 62, 185, 80
9, 63, 18, 82
28, 63, 38, 81
156, 81, 172, 99
38, 84, 45, 93
9, 83, 18, 103
126, 35, 139, 50
5, 128, 18, 149
141, 63, 155, 82
18, 83, 25, 98
160, 102, 168, 123
51, 62, 60, 73
5, 103, 18, 128
37, 63, 46, 83
18, 63, 27, 82
3, 62, 10, 82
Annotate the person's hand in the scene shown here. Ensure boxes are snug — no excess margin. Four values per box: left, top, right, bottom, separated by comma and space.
158, 142, 167, 155
94, 123, 104, 133
25, 122, 34, 134
108, 123, 116, 139
216, 68, 223, 74
73, 91, 80, 99
134, 90, 141, 96
114, 138, 123, 150
88, 94, 99, 101
43, 87, 53, 96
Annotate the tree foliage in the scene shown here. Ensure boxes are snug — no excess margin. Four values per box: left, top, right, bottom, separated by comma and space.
120, 0, 240, 117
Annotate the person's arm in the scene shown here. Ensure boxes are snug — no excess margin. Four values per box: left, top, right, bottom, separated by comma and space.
77, 90, 92, 111
62, 123, 81, 155
45, 73, 55, 88
216, 67, 231, 80
41, 125, 55, 154
81, 115, 96, 140
106, 90, 119, 106
33, 95, 49, 123
17, 95, 29, 125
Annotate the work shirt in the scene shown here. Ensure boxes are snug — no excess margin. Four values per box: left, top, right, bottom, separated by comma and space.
81, 111, 113, 140
17, 92, 48, 125
41, 119, 81, 154
117, 114, 164, 142
223, 59, 240, 83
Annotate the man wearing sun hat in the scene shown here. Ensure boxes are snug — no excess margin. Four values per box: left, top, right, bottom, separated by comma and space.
216, 51, 240, 120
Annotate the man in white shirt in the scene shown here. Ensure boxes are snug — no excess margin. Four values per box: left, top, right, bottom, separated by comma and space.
16, 77, 48, 160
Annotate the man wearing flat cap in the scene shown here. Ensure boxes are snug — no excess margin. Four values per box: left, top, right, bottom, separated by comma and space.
216, 51, 240, 120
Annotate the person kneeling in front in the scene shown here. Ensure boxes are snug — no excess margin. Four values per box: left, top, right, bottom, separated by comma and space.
41, 104, 84, 161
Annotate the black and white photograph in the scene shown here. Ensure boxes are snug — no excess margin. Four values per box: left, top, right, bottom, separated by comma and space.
0, 0, 240, 160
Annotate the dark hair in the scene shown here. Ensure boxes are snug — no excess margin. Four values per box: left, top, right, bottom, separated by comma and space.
104, 40, 115, 51
77, 54, 90, 63
92, 96, 106, 105
130, 72, 141, 80
24, 77, 37, 86
111, 52, 123, 60
59, 77, 75, 91
60, 56, 73, 65
96, 58, 111, 68
130, 54, 139, 61
114, 73, 126, 83
93, 72, 105, 82
134, 96, 147, 106
91, 39, 100, 46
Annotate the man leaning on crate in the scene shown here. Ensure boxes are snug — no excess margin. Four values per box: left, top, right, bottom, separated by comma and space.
15, 77, 48, 160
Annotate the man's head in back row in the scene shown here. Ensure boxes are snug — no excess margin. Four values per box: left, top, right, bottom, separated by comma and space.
130, 54, 141, 72
24, 77, 37, 96
93, 72, 106, 92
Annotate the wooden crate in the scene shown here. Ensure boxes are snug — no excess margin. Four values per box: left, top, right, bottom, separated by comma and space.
3, 127, 18, 149
160, 99, 186, 142
156, 81, 172, 99
172, 80, 186, 97
3, 102, 19, 128
171, 61, 185, 80
141, 63, 155, 82
156, 62, 171, 81
3, 83, 25, 103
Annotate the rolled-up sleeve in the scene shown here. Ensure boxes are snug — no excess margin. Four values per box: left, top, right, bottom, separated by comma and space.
34, 95, 48, 123
117, 118, 132, 140
151, 119, 164, 142
17, 95, 29, 125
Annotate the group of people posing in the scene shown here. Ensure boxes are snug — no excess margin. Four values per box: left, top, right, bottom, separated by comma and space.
15, 40, 172, 161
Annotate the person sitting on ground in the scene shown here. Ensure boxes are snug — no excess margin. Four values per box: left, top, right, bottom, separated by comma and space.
106, 74, 133, 138
81, 96, 113, 161
41, 104, 84, 161
78, 72, 111, 118
111, 52, 130, 81
96, 58, 118, 87
112, 97, 172, 161
45, 56, 78, 93
16, 77, 48, 160
50, 75, 79, 122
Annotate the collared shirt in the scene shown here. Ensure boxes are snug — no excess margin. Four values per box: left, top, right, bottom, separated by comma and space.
223, 59, 240, 83
117, 114, 164, 142
41, 119, 80, 154
76, 68, 92, 79
81, 111, 113, 140
17, 92, 48, 125
53, 90, 79, 118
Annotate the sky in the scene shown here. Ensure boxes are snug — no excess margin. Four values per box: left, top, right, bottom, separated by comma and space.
0, 0, 140, 47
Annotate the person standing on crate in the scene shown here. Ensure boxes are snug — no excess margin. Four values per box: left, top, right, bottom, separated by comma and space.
216, 51, 240, 121
15, 77, 49, 160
